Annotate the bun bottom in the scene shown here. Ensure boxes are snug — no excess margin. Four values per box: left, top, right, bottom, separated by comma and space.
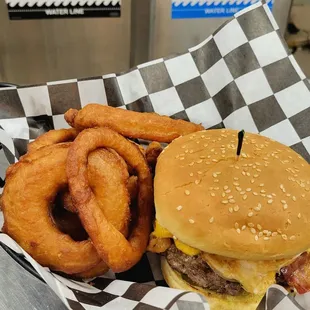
161, 257, 263, 310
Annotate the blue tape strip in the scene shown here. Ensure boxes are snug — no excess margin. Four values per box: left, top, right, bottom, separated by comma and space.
171, 0, 273, 19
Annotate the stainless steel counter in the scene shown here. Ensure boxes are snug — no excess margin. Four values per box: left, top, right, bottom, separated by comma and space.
0, 248, 66, 310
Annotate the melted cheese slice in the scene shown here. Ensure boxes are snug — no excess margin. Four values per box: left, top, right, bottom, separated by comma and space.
153, 220, 173, 238
174, 239, 200, 256
201, 253, 297, 295
152, 221, 200, 256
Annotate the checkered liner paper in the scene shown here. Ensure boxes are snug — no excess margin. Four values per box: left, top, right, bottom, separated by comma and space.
0, 1, 310, 309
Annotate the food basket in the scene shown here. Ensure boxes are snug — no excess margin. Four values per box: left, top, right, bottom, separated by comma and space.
0, 1, 310, 309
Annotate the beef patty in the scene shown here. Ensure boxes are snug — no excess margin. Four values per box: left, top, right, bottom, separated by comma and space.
166, 244, 244, 296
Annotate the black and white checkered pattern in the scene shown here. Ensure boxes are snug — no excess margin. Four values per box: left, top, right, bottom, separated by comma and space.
0, 1, 309, 309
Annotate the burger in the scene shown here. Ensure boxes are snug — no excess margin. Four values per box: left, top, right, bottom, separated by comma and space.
148, 129, 310, 310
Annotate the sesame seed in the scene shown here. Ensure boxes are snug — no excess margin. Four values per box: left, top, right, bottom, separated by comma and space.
234, 223, 239, 229
264, 237, 270, 241
241, 225, 246, 231
233, 206, 239, 212
240, 191, 246, 195
185, 190, 190, 196
189, 173, 194, 177
258, 232, 263, 237
197, 171, 203, 175
251, 179, 255, 184
233, 182, 239, 186
290, 235, 296, 241
197, 159, 203, 164
242, 171, 246, 176
248, 212, 253, 217
281, 200, 286, 204
267, 199, 273, 204
222, 200, 229, 204
224, 185, 229, 190
235, 165, 240, 169
212, 159, 218, 162
225, 189, 231, 194
251, 228, 256, 234
214, 179, 219, 183
272, 232, 278, 237
229, 207, 233, 213
277, 229, 282, 234
298, 213, 301, 219
200, 155, 206, 159
246, 172, 251, 177
292, 196, 297, 202
195, 180, 200, 185
286, 193, 291, 197
214, 187, 220, 190
236, 229, 241, 234
229, 199, 235, 204
260, 190, 266, 193
228, 195, 233, 199
287, 219, 292, 225
210, 193, 215, 197
246, 188, 252, 192
248, 223, 254, 228
176, 205, 183, 211
255, 235, 259, 241
259, 183, 264, 187
261, 194, 266, 197
257, 224, 262, 231
243, 195, 248, 200
234, 177, 239, 181
189, 162, 194, 166
267, 195, 272, 198
256, 169, 262, 172
272, 193, 276, 197
253, 192, 258, 196
209, 217, 214, 223
302, 194, 306, 198
283, 204, 288, 210
280, 184, 284, 189
212, 173, 217, 178
236, 187, 242, 192
222, 193, 226, 198
189, 219, 195, 224
189, 150, 193, 154
282, 234, 288, 240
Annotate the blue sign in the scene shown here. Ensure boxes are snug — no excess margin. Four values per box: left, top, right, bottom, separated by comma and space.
171, 0, 273, 19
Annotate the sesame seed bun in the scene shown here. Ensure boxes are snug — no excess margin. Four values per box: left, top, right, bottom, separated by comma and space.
161, 257, 263, 310
154, 129, 310, 260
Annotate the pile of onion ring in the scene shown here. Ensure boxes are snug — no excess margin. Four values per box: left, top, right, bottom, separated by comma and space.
1, 104, 203, 277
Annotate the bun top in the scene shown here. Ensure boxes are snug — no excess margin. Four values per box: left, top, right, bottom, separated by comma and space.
154, 129, 310, 260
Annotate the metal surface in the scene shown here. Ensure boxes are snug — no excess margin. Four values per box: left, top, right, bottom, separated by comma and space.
0, 1, 131, 85
150, 0, 292, 60
0, 248, 67, 310
130, 0, 152, 67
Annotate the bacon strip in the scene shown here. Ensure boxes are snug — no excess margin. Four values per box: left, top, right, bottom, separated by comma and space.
281, 252, 310, 294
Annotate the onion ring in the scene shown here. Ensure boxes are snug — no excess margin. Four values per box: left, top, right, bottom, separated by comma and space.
66, 128, 153, 272
74, 261, 109, 279
28, 128, 78, 153
64, 104, 204, 142
2, 143, 102, 274
146, 142, 163, 172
